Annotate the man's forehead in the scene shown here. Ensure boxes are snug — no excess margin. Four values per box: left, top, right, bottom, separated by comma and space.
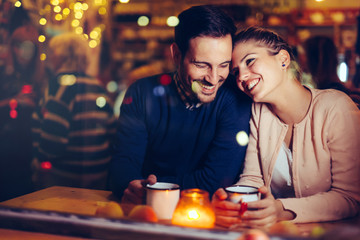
186, 35, 232, 61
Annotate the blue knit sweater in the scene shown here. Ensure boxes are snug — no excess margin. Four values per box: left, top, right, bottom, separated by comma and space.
110, 73, 252, 197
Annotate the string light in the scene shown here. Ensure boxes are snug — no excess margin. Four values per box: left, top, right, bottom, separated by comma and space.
39, 18, 47, 25
38, 35, 46, 43
14, 1, 21, 7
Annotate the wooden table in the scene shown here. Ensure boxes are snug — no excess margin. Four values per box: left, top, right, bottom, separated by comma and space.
0, 186, 359, 240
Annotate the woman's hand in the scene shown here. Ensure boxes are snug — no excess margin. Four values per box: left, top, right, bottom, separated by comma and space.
239, 186, 295, 229
211, 188, 242, 228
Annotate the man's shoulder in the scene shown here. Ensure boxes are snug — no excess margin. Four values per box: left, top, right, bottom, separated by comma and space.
217, 77, 252, 104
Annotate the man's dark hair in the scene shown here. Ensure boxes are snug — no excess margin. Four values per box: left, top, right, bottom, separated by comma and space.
174, 5, 236, 57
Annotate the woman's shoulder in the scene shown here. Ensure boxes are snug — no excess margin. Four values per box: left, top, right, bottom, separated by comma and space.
311, 88, 357, 109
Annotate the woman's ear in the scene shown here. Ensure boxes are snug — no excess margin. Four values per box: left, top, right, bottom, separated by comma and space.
170, 43, 181, 66
278, 49, 291, 68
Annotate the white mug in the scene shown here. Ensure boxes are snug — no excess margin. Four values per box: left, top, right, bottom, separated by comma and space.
225, 185, 260, 203
146, 182, 180, 220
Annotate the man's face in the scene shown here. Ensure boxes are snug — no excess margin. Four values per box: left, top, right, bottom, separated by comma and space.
176, 35, 232, 103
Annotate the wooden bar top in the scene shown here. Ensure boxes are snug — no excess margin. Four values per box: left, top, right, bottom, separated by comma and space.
1, 186, 121, 216
0, 186, 359, 240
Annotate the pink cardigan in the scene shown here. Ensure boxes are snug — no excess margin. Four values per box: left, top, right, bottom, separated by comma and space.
237, 87, 360, 223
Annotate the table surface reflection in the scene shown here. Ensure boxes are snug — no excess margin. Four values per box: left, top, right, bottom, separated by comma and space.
0, 186, 359, 240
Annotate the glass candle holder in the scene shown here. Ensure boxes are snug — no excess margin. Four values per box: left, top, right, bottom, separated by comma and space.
171, 188, 215, 229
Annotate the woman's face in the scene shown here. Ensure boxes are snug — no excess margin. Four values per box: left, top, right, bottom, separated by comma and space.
231, 41, 285, 103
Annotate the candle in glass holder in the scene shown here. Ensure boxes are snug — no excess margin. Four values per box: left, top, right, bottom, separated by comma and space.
171, 188, 215, 229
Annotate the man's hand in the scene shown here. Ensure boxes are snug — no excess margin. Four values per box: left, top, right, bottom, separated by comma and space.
121, 174, 157, 204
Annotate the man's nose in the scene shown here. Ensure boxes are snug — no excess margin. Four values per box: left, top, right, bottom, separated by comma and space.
206, 68, 222, 85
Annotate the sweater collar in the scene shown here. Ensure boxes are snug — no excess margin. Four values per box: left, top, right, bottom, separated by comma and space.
173, 72, 202, 110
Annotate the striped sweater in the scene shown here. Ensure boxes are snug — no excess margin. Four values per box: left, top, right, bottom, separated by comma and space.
32, 72, 116, 189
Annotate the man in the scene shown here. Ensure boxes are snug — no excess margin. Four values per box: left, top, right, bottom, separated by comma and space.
110, 5, 252, 203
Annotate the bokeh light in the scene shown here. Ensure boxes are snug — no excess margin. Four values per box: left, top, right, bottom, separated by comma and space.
153, 86, 165, 96
167, 16, 179, 27
98, 7, 107, 15
96, 96, 107, 108
89, 39, 98, 48
236, 131, 249, 146
54, 5, 62, 13
106, 81, 118, 93
138, 16, 149, 27
40, 53, 47, 61
119, 0, 130, 3
55, 13, 63, 21
39, 18, 47, 25
14, 1, 21, 7
71, 19, 80, 27
59, 74, 76, 86
38, 35, 46, 43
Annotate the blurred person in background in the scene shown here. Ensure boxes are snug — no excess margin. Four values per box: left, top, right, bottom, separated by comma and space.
213, 26, 360, 228
32, 33, 116, 190
302, 35, 360, 108
0, 24, 44, 201
110, 5, 252, 204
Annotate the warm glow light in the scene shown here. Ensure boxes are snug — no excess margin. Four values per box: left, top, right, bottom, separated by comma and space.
172, 189, 215, 229
90, 30, 99, 39
54, 5, 61, 13
138, 16, 149, 27
59, 75, 76, 85
14, 1, 21, 7
51, 0, 59, 6
39, 18, 47, 25
9, 99, 17, 109
71, 19, 80, 27
89, 40, 98, 48
40, 53, 47, 61
44, 5, 51, 12
96, 97, 107, 108
338, 62, 348, 82
10, 110, 18, 119
119, 0, 130, 3
55, 13, 63, 21
98, 7, 107, 15
107, 81, 118, 93
41, 161, 52, 170
75, 27, 83, 34
167, 16, 179, 27
94, 0, 106, 6
82, 3, 89, 10
38, 35, 46, 43
74, 11, 83, 19
63, 8, 70, 15
22, 85, 33, 94
236, 131, 249, 146
187, 210, 200, 220
74, 2, 82, 11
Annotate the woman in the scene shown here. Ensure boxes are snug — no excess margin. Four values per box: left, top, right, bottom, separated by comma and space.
212, 27, 360, 228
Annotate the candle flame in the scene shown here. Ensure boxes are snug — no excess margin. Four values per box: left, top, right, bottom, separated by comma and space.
187, 210, 200, 220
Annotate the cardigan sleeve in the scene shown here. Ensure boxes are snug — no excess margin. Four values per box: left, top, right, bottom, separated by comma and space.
280, 93, 360, 223
237, 103, 265, 188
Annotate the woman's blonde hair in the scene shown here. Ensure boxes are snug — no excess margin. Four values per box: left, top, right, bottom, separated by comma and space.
49, 32, 89, 73
234, 26, 302, 82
